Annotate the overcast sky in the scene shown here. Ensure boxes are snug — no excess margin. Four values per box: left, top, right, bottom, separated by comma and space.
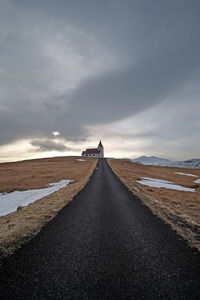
0, 0, 200, 162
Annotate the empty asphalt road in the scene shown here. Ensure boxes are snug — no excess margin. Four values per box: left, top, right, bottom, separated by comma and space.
0, 159, 200, 299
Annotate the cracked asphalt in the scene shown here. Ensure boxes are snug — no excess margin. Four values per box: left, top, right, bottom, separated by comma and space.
0, 159, 200, 299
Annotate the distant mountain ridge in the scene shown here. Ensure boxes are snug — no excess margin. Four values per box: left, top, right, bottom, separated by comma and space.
131, 156, 200, 168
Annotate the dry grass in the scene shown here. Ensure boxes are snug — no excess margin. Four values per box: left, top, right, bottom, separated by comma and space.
0, 156, 97, 257
107, 158, 200, 251
0, 156, 97, 192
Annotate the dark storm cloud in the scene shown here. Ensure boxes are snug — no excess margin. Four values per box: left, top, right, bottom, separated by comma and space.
0, 0, 200, 157
31, 139, 69, 152
64, 44, 199, 129
61, 0, 200, 130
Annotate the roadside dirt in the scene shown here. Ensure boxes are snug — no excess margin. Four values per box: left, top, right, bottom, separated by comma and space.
0, 156, 97, 257
107, 158, 200, 251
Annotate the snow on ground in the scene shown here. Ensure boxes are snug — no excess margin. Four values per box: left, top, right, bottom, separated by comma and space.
76, 159, 86, 162
136, 177, 195, 192
175, 172, 198, 177
194, 179, 200, 183
0, 179, 73, 216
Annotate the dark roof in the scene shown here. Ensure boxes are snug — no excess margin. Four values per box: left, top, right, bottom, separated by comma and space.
98, 140, 103, 147
84, 148, 100, 154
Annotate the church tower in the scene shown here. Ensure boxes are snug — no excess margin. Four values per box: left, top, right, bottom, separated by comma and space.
97, 140, 104, 158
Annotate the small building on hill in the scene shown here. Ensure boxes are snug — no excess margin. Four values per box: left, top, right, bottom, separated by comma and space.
82, 141, 104, 158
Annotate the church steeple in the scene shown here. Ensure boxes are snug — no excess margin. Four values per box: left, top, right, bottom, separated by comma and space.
97, 140, 104, 158
98, 140, 103, 148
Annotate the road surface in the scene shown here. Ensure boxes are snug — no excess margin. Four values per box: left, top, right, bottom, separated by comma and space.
0, 159, 200, 299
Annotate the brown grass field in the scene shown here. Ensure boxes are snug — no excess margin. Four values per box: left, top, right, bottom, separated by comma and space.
0, 156, 97, 257
107, 158, 200, 251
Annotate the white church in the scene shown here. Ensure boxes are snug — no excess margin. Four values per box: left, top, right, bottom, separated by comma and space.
81, 141, 104, 158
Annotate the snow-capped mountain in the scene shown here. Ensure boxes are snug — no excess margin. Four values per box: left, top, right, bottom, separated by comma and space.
131, 156, 200, 168
132, 156, 171, 166
179, 159, 200, 168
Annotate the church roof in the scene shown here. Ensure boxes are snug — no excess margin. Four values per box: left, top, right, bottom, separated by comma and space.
83, 148, 100, 154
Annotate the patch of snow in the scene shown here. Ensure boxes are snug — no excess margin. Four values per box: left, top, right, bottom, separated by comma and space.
76, 159, 86, 162
194, 179, 200, 184
0, 179, 73, 216
141, 177, 172, 184
136, 177, 195, 192
175, 172, 198, 177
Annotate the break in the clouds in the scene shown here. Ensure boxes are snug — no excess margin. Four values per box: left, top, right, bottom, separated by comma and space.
0, 0, 200, 161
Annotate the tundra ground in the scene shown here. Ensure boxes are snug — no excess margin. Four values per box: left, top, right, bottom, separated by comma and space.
107, 158, 200, 251
0, 156, 97, 257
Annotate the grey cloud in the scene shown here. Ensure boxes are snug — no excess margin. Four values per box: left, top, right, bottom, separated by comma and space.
31, 139, 69, 152
0, 0, 200, 159
61, 0, 200, 130
96, 129, 160, 141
